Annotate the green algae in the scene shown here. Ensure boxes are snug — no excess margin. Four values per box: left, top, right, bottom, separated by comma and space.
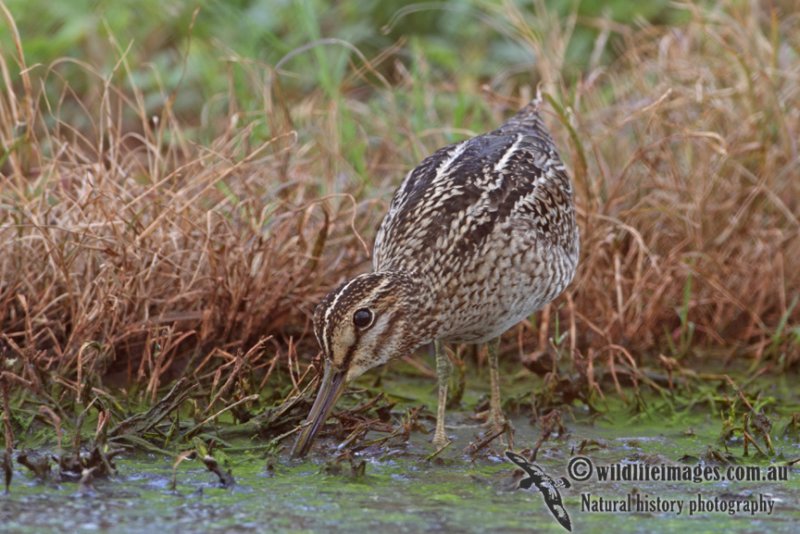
2, 403, 798, 533
2, 365, 799, 533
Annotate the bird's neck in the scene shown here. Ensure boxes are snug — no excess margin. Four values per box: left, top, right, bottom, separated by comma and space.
380, 269, 444, 346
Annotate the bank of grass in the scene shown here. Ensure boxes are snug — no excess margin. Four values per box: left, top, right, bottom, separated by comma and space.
0, 0, 798, 464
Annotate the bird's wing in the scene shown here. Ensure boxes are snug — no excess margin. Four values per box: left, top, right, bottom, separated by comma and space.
373, 121, 563, 272
505, 451, 532, 469
543, 497, 573, 532
539, 483, 573, 532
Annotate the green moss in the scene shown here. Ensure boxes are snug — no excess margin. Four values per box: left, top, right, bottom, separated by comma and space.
5, 393, 798, 532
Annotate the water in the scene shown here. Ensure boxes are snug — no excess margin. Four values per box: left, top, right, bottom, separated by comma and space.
2, 407, 798, 533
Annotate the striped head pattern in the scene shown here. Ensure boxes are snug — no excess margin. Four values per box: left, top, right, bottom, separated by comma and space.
312, 271, 428, 382
291, 271, 429, 457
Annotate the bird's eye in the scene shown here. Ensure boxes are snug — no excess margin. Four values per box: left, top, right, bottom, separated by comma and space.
353, 308, 373, 328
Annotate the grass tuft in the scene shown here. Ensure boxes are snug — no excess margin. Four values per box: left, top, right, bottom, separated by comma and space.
0, 1, 797, 457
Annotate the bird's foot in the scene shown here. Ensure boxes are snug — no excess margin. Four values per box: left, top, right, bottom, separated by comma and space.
473, 409, 507, 429
432, 429, 452, 449
478, 411, 514, 448
471, 408, 490, 423
488, 410, 507, 434
465, 419, 515, 455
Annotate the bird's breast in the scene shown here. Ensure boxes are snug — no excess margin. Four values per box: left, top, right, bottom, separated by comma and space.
425, 235, 579, 344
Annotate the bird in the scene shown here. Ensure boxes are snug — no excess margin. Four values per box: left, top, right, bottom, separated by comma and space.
505, 451, 572, 532
291, 94, 579, 458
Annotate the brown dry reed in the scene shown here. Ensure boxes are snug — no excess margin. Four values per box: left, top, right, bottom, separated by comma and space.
0, 1, 798, 432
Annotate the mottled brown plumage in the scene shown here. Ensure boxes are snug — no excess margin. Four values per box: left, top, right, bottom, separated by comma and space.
292, 97, 579, 457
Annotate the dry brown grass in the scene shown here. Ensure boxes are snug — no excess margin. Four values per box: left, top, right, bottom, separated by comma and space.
559, 1, 799, 368
0, 0, 798, 430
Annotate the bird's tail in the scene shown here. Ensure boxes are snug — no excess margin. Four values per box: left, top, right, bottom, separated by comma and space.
493, 89, 554, 143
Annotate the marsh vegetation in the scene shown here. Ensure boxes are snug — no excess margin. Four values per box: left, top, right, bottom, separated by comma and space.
0, 0, 798, 530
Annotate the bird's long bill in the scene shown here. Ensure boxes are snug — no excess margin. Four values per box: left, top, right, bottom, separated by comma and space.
290, 363, 347, 458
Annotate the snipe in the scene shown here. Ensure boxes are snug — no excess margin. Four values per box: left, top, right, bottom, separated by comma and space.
292, 96, 579, 457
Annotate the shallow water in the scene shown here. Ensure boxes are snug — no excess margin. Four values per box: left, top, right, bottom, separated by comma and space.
2, 372, 799, 533
3, 408, 799, 534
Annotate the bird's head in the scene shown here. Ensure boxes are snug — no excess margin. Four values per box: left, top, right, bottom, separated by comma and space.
291, 271, 428, 457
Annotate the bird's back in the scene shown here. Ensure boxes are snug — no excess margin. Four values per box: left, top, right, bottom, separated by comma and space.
373, 100, 579, 343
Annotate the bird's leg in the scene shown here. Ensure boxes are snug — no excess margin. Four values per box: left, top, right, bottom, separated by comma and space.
487, 337, 506, 433
433, 340, 452, 448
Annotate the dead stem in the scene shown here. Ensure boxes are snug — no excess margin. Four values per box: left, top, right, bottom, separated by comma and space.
2, 375, 12, 493
425, 440, 452, 461
464, 422, 509, 457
